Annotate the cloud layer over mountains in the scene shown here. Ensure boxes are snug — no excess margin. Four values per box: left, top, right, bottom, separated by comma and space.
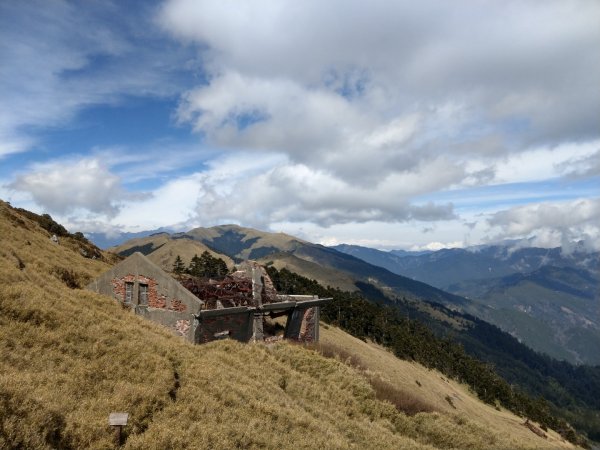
1, 0, 599, 249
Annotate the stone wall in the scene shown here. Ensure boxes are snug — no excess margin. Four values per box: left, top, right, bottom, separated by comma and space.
87, 252, 202, 342
299, 307, 318, 343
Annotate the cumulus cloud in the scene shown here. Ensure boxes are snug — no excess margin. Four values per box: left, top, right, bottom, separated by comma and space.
488, 198, 600, 250
187, 154, 457, 229
10, 159, 126, 217
3, 0, 598, 249
160, 0, 600, 185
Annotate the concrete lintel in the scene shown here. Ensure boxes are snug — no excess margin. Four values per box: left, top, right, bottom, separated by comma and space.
198, 306, 253, 318
277, 294, 317, 301
294, 298, 332, 308
260, 301, 297, 312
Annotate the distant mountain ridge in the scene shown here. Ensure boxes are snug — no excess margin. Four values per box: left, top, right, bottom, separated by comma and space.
333, 243, 599, 287
113, 224, 470, 309
332, 243, 600, 364
86, 228, 174, 249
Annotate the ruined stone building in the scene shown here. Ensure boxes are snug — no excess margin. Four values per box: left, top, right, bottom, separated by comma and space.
87, 252, 201, 341
87, 252, 330, 344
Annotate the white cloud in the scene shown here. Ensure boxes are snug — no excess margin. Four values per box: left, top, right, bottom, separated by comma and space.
412, 241, 464, 252
488, 198, 600, 250
492, 141, 600, 184
9, 158, 125, 217
159, 0, 600, 212
187, 154, 458, 229
112, 174, 204, 231
3, 0, 599, 251
556, 148, 600, 180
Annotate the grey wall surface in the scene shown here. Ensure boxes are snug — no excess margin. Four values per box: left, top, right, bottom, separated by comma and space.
87, 252, 202, 341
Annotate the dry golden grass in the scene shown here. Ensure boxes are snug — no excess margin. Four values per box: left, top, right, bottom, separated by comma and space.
258, 252, 359, 292
111, 234, 234, 271
319, 325, 577, 449
0, 202, 580, 449
186, 224, 309, 259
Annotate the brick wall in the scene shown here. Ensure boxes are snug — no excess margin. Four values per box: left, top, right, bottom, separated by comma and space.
111, 274, 136, 302
175, 319, 191, 336
111, 274, 178, 309
169, 299, 187, 312
299, 307, 317, 343
138, 275, 161, 308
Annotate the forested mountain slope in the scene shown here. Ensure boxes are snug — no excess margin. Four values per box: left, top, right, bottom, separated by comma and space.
333, 243, 600, 365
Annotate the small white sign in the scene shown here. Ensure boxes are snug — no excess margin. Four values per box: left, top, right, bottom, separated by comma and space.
108, 413, 129, 426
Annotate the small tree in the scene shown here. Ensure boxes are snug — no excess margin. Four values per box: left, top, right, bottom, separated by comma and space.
172, 255, 186, 276
213, 257, 228, 278
188, 254, 202, 277
187, 251, 228, 279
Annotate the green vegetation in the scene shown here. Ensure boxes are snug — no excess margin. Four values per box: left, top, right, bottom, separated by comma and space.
9, 207, 107, 261
172, 255, 186, 275
267, 266, 594, 446
185, 251, 229, 278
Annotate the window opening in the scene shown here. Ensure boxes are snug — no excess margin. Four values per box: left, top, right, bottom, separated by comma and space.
125, 282, 134, 303
139, 283, 148, 306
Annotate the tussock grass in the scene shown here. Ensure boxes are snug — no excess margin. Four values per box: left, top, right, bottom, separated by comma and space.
319, 325, 577, 450
0, 201, 577, 449
312, 340, 437, 416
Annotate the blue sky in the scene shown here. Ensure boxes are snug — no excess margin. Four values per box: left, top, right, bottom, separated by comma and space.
1, 0, 599, 250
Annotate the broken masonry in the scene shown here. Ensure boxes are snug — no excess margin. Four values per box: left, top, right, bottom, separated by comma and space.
87, 252, 331, 344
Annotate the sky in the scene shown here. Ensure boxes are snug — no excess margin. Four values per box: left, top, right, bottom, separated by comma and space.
1, 0, 599, 251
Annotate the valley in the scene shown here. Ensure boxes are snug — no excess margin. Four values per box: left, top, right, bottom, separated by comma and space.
334, 244, 600, 365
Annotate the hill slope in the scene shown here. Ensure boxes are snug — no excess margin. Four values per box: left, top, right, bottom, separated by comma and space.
333, 244, 600, 364
451, 265, 600, 364
111, 225, 600, 438
0, 201, 576, 449
319, 326, 573, 448
112, 233, 234, 272
266, 266, 600, 443
333, 244, 599, 290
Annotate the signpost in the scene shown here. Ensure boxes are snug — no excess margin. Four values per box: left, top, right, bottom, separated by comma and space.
108, 413, 128, 447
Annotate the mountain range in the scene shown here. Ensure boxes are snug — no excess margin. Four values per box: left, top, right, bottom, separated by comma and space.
333, 244, 600, 365
112, 224, 470, 308
112, 228, 600, 364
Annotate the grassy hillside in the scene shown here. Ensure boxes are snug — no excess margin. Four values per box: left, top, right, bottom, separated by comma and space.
258, 251, 358, 292
319, 326, 573, 449
185, 224, 307, 260
0, 201, 577, 449
111, 233, 235, 272
266, 266, 599, 444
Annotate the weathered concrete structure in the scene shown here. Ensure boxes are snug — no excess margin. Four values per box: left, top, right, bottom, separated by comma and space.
193, 261, 330, 344
89, 253, 331, 345
87, 252, 202, 341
